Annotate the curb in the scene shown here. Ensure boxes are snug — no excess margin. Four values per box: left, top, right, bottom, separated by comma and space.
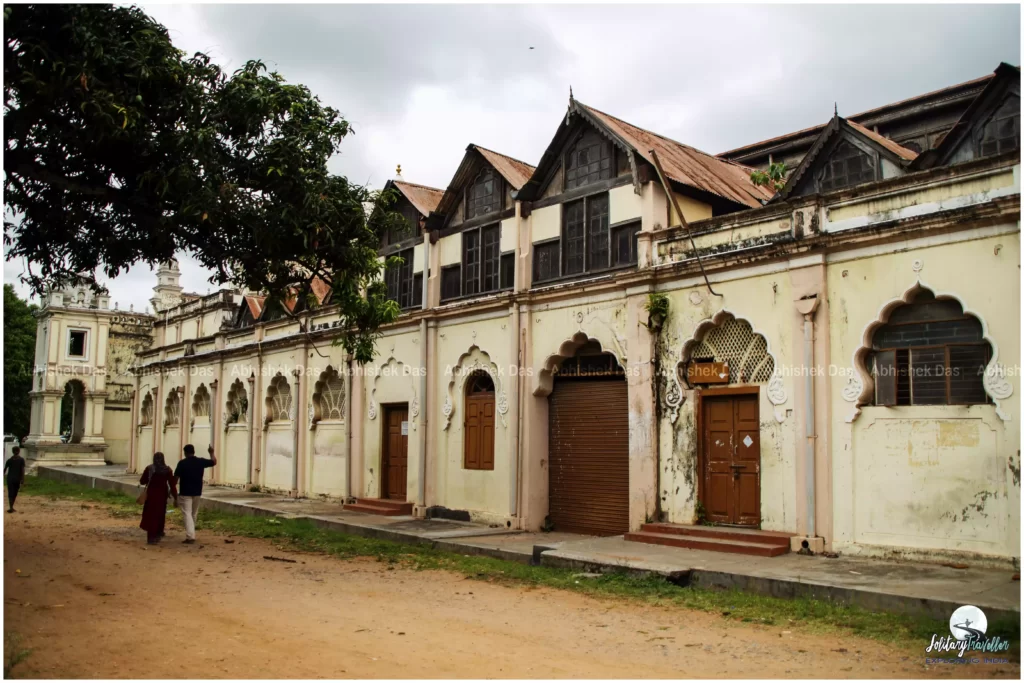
35, 467, 1022, 624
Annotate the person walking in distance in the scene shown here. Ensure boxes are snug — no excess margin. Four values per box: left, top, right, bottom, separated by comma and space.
4, 447, 26, 512
173, 444, 216, 544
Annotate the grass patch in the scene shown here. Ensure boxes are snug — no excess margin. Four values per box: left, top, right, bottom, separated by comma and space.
20, 475, 1018, 653
4, 632, 32, 678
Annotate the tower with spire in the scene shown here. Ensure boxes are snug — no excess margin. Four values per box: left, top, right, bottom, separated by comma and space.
151, 259, 184, 313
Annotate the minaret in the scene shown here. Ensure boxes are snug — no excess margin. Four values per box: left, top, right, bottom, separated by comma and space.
151, 259, 183, 313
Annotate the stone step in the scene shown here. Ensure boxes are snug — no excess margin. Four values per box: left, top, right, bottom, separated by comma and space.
343, 498, 413, 516
624, 531, 790, 557
640, 523, 792, 546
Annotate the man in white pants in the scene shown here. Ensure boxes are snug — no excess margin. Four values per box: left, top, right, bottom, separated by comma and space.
173, 444, 217, 544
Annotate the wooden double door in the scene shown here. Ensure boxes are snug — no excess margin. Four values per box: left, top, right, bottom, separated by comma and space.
382, 405, 408, 500
701, 392, 761, 527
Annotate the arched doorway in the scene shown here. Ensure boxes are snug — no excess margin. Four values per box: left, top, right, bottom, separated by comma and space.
60, 380, 86, 444
548, 340, 629, 536
464, 372, 495, 471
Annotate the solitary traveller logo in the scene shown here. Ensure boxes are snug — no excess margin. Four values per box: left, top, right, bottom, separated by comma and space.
925, 605, 1011, 662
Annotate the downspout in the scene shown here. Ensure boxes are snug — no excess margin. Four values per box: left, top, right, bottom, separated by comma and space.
796, 296, 820, 540
129, 388, 138, 473
418, 318, 428, 508
343, 354, 352, 501
291, 363, 302, 496
509, 303, 521, 518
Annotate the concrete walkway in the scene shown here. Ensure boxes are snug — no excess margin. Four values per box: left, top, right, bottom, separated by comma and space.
36, 466, 1020, 623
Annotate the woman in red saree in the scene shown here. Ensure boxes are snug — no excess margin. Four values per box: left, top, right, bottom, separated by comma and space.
139, 452, 177, 544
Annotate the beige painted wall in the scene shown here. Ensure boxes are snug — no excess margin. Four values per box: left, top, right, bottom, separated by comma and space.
827, 230, 1021, 564
656, 271, 798, 533
433, 315, 514, 523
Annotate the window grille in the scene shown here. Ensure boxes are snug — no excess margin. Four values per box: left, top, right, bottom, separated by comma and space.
314, 367, 346, 421
690, 317, 775, 384
266, 375, 292, 422
164, 391, 181, 426
226, 380, 248, 424
192, 385, 211, 417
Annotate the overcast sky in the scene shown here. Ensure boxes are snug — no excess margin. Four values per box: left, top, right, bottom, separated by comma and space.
4, 3, 1020, 311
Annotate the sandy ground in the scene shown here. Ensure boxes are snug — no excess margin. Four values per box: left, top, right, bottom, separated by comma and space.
2, 495, 1018, 679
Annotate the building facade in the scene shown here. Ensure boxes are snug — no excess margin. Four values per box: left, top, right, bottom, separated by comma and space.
104, 64, 1022, 567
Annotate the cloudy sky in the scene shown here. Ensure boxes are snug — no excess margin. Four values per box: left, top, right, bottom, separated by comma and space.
4, 3, 1020, 310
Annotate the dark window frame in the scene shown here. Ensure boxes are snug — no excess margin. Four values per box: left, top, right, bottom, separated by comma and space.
385, 248, 421, 311
818, 138, 879, 193
465, 168, 503, 220
978, 95, 1021, 158
443, 224, 511, 303
563, 129, 615, 191
532, 192, 640, 286
67, 329, 88, 358
869, 296, 991, 407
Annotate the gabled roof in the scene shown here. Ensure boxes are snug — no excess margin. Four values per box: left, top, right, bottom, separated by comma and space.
473, 145, 536, 190
430, 144, 536, 224
390, 180, 444, 218
846, 120, 919, 162
927, 62, 1021, 167
718, 71, 996, 161
776, 113, 919, 201
243, 294, 266, 320
517, 98, 773, 208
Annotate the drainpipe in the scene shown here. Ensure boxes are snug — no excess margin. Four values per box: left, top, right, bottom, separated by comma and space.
291, 364, 302, 496
418, 318, 428, 508
343, 354, 352, 500
509, 303, 521, 518
129, 388, 138, 473
796, 296, 820, 540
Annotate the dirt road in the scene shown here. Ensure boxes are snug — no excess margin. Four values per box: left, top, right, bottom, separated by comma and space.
3, 496, 1016, 679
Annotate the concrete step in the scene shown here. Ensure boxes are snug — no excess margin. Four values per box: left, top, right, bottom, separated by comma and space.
624, 530, 790, 557
640, 523, 792, 546
343, 498, 413, 516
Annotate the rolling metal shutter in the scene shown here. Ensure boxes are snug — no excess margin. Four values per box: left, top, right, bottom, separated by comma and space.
548, 378, 630, 535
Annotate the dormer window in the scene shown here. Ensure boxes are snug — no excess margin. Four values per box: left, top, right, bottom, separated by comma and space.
565, 130, 612, 190
466, 168, 501, 218
979, 95, 1020, 157
818, 139, 877, 193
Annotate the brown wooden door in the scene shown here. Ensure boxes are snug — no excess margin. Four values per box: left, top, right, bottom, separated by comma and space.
382, 405, 408, 500
702, 393, 760, 526
465, 392, 495, 470
548, 378, 630, 535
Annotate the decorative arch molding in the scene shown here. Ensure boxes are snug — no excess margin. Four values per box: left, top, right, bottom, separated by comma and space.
367, 357, 418, 428
443, 345, 509, 431
664, 309, 789, 424
163, 387, 182, 430
264, 373, 293, 427
224, 379, 249, 431
533, 330, 627, 398
190, 383, 211, 432
311, 365, 346, 429
843, 277, 1012, 422
139, 389, 154, 429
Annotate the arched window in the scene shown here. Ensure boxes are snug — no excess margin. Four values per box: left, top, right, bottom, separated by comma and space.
164, 390, 181, 427
466, 168, 501, 218
265, 374, 292, 422
565, 130, 612, 190
140, 393, 154, 427
818, 139, 877, 192
869, 290, 991, 406
979, 95, 1020, 158
225, 380, 248, 425
313, 366, 346, 421
192, 384, 211, 417
464, 372, 495, 471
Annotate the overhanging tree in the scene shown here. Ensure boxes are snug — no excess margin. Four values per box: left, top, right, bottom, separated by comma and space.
4, 285, 37, 440
4, 4, 406, 362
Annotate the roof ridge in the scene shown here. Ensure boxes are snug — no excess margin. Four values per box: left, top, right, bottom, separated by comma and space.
471, 143, 537, 171
575, 100, 760, 173
393, 179, 444, 193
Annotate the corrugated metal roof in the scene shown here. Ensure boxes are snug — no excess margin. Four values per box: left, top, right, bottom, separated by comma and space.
847, 120, 918, 161
718, 72, 995, 159
473, 145, 536, 190
576, 102, 774, 208
243, 295, 265, 319
392, 180, 444, 218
